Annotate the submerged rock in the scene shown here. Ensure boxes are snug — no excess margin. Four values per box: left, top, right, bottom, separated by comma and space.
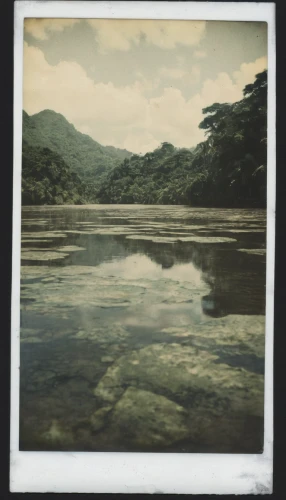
105, 387, 189, 448
90, 405, 113, 432
93, 342, 264, 418
101, 356, 115, 363
41, 420, 74, 446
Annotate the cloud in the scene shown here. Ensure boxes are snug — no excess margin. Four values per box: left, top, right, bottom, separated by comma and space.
194, 50, 207, 59
24, 19, 80, 40
23, 43, 267, 155
158, 67, 188, 80
233, 56, 267, 90
200, 72, 242, 107
158, 65, 201, 84
87, 19, 206, 52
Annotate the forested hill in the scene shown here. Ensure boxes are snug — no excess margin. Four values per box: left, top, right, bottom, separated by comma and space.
22, 141, 85, 205
22, 70, 267, 207
23, 110, 133, 182
97, 144, 196, 204
97, 70, 267, 207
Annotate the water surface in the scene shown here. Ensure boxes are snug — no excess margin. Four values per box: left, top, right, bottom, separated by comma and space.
20, 205, 266, 452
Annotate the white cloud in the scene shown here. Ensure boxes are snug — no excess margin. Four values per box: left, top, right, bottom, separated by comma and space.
158, 65, 201, 84
194, 50, 207, 59
87, 19, 206, 52
233, 56, 267, 90
200, 72, 242, 107
23, 43, 267, 155
24, 19, 206, 51
24, 19, 80, 40
158, 67, 188, 80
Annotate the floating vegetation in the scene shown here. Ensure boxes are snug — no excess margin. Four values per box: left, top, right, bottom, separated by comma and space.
57, 246, 86, 252
126, 234, 236, 244
237, 248, 266, 255
22, 221, 48, 226
22, 239, 51, 244
21, 250, 69, 261
161, 314, 265, 358
126, 235, 177, 243
22, 232, 67, 239
19, 205, 266, 453
176, 236, 237, 243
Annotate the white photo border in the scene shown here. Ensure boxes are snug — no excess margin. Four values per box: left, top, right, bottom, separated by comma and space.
11, 1, 275, 494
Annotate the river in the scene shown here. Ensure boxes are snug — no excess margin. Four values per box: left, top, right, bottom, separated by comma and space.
20, 205, 266, 453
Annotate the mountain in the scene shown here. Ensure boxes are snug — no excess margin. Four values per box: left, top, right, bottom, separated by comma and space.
22, 110, 133, 183
22, 70, 267, 208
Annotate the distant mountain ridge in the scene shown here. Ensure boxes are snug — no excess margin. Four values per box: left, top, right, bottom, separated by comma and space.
23, 109, 133, 182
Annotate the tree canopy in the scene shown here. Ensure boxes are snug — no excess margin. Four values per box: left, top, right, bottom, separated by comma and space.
97, 70, 267, 207
22, 70, 267, 207
22, 141, 85, 205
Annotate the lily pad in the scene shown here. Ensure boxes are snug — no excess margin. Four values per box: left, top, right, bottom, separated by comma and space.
21, 250, 69, 261
237, 249, 266, 255
57, 246, 86, 253
176, 236, 237, 243
22, 232, 67, 239
21, 239, 51, 244
126, 235, 177, 243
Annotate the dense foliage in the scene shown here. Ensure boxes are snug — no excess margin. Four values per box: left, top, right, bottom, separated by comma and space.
191, 69, 267, 207
97, 70, 267, 207
22, 70, 267, 207
23, 109, 132, 200
22, 141, 85, 205
97, 143, 196, 204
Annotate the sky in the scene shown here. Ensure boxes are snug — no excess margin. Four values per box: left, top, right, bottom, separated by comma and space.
23, 19, 267, 154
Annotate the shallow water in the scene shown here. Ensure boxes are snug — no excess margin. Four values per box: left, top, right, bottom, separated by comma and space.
20, 205, 266, 453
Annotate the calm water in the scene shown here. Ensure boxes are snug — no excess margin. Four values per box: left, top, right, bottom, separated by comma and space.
20, 205, 266, 453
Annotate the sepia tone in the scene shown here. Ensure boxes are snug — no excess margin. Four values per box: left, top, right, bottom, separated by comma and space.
20, 18, 267, 453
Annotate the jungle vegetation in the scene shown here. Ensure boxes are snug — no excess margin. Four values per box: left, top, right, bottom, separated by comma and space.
22, 70, 267, 207
97, 70, 267, 207
22, 141, 85, 205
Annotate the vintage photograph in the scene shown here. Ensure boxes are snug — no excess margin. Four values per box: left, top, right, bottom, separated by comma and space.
19, 17, 267, 454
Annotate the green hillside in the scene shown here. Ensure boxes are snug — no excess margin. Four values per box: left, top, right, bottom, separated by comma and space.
97, 143, 196, 204
97, 70, 267, 207
23, 109, 132, 183
21, 70, 267, 208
